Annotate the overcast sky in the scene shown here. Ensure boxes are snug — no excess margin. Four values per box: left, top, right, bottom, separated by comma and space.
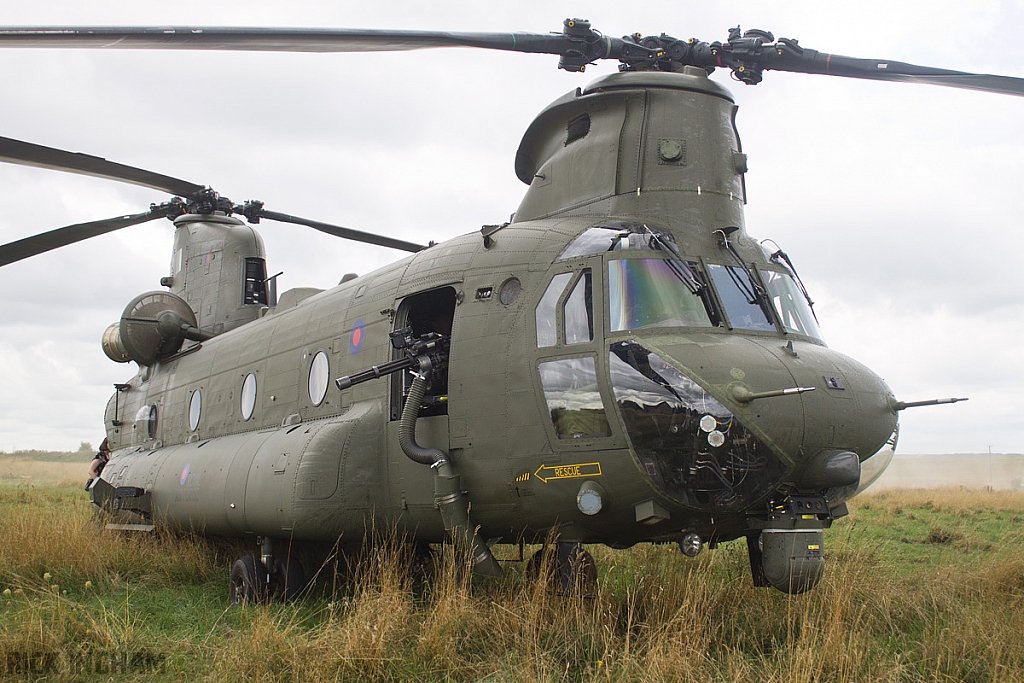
0, 1, 1021, 455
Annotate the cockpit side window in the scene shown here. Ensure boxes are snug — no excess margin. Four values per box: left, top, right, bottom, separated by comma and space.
762, 270, 823, 340
563, 270, 593, 345
538, 356, 611, 439
536, 273, 573, 347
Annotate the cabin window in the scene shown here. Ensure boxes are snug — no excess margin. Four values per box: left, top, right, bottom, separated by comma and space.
538, 356, 611, 439
536, 273, 572, 347
240, 373, 257, 420
308, 351, 330, 406
188, 390, 201, 431
607, 258, 712, 331
706, 264, 775, 332
136, 404, 158, 439
563, 270, 593, 345
499, 277, 521, 306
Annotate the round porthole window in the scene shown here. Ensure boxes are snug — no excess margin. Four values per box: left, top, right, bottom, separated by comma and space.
136, 404, 158, 439
308, 351, 330, 406
240, 373, 257, 421
499, 277, 522, 305
188, 390, 201, 431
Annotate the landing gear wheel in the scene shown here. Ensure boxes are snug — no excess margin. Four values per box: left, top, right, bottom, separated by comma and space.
270, 554, 307, 601
525, 542, 597, 597
525, 545, 555, 584
229, 555, 266, 605
410, 543, 436, 583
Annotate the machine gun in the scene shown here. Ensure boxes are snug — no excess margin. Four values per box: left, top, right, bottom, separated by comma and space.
335, 326, 449, 392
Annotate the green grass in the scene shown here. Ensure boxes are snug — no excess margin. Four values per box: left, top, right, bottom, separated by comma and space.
1, 484, 1022, 682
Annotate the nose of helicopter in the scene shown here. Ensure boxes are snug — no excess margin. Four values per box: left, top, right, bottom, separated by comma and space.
740, 337, 898, 464
615, 333, 898, 501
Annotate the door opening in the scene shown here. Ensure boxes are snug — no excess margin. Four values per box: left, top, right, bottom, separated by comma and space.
390, 287, 456, 420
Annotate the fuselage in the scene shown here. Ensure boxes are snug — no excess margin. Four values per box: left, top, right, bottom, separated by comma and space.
99, 214, 897, 548
95, 67, 898, 551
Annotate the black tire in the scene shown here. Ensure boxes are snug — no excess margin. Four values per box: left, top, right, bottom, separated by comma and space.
229, 555, 266, 605
525, 543, 597, 597
270, 554, 307, 601
410, 543, 436, 583
560, 545, 598, 597
525, 546, 556, 585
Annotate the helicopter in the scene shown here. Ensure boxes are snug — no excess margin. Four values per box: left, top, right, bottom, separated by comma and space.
0, 16, 1018, 600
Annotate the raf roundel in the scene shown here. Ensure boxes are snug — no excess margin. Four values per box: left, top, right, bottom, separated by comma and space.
350, 319, 365, 354
180, 463, 191, 486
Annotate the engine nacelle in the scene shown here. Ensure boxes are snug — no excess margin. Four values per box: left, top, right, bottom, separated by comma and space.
101, 291, 200, 366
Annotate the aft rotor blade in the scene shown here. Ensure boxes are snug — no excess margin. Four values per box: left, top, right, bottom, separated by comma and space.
0, 26, 584, 56
0, 204, 175, 267
0, 136, 203, 196
766, 49, 1024, 97
257, 209, 425, 253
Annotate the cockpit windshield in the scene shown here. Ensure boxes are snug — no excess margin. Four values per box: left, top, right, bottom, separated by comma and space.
608, 259, 713, 332
762, 270, 823, 340
705, 263, 775, 332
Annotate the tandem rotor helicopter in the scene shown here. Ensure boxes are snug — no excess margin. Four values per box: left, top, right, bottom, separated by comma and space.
0, 18, 1018, 601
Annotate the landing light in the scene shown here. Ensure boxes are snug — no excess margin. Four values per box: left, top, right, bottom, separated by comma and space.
679, 530, 703, 557
576, 481, 604, 515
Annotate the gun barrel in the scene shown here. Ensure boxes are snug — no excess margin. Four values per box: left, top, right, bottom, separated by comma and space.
335, 354, 419, 391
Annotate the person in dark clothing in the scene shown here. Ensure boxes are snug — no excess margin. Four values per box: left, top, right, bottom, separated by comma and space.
85, 438, 110, 491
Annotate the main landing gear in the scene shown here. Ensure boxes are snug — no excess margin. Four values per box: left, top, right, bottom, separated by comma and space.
229, 537, 307, 605
525, 541, 598, 597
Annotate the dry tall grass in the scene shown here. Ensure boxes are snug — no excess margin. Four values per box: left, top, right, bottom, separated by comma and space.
0, 456, 88, 488
1, 486, 1022, 682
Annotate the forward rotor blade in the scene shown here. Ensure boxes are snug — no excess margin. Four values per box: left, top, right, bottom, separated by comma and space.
0, 204, 174, 267
3, 25, 1024, 97
0, 26, 580, 57
0, 136, 203, 196
766, 49, 1024, 97
257, 208, 425, 253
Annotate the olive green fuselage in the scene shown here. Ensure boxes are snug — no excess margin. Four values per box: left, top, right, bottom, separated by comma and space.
97, 69, 897, 551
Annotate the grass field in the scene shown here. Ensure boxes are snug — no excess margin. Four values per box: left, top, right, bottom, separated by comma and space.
0, 449, 92, 489
1, 452, 1023, 682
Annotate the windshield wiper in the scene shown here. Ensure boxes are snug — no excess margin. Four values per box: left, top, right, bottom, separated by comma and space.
765, 242, 818, 324
644, 226, 722, 326
713, 227, 774, 320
